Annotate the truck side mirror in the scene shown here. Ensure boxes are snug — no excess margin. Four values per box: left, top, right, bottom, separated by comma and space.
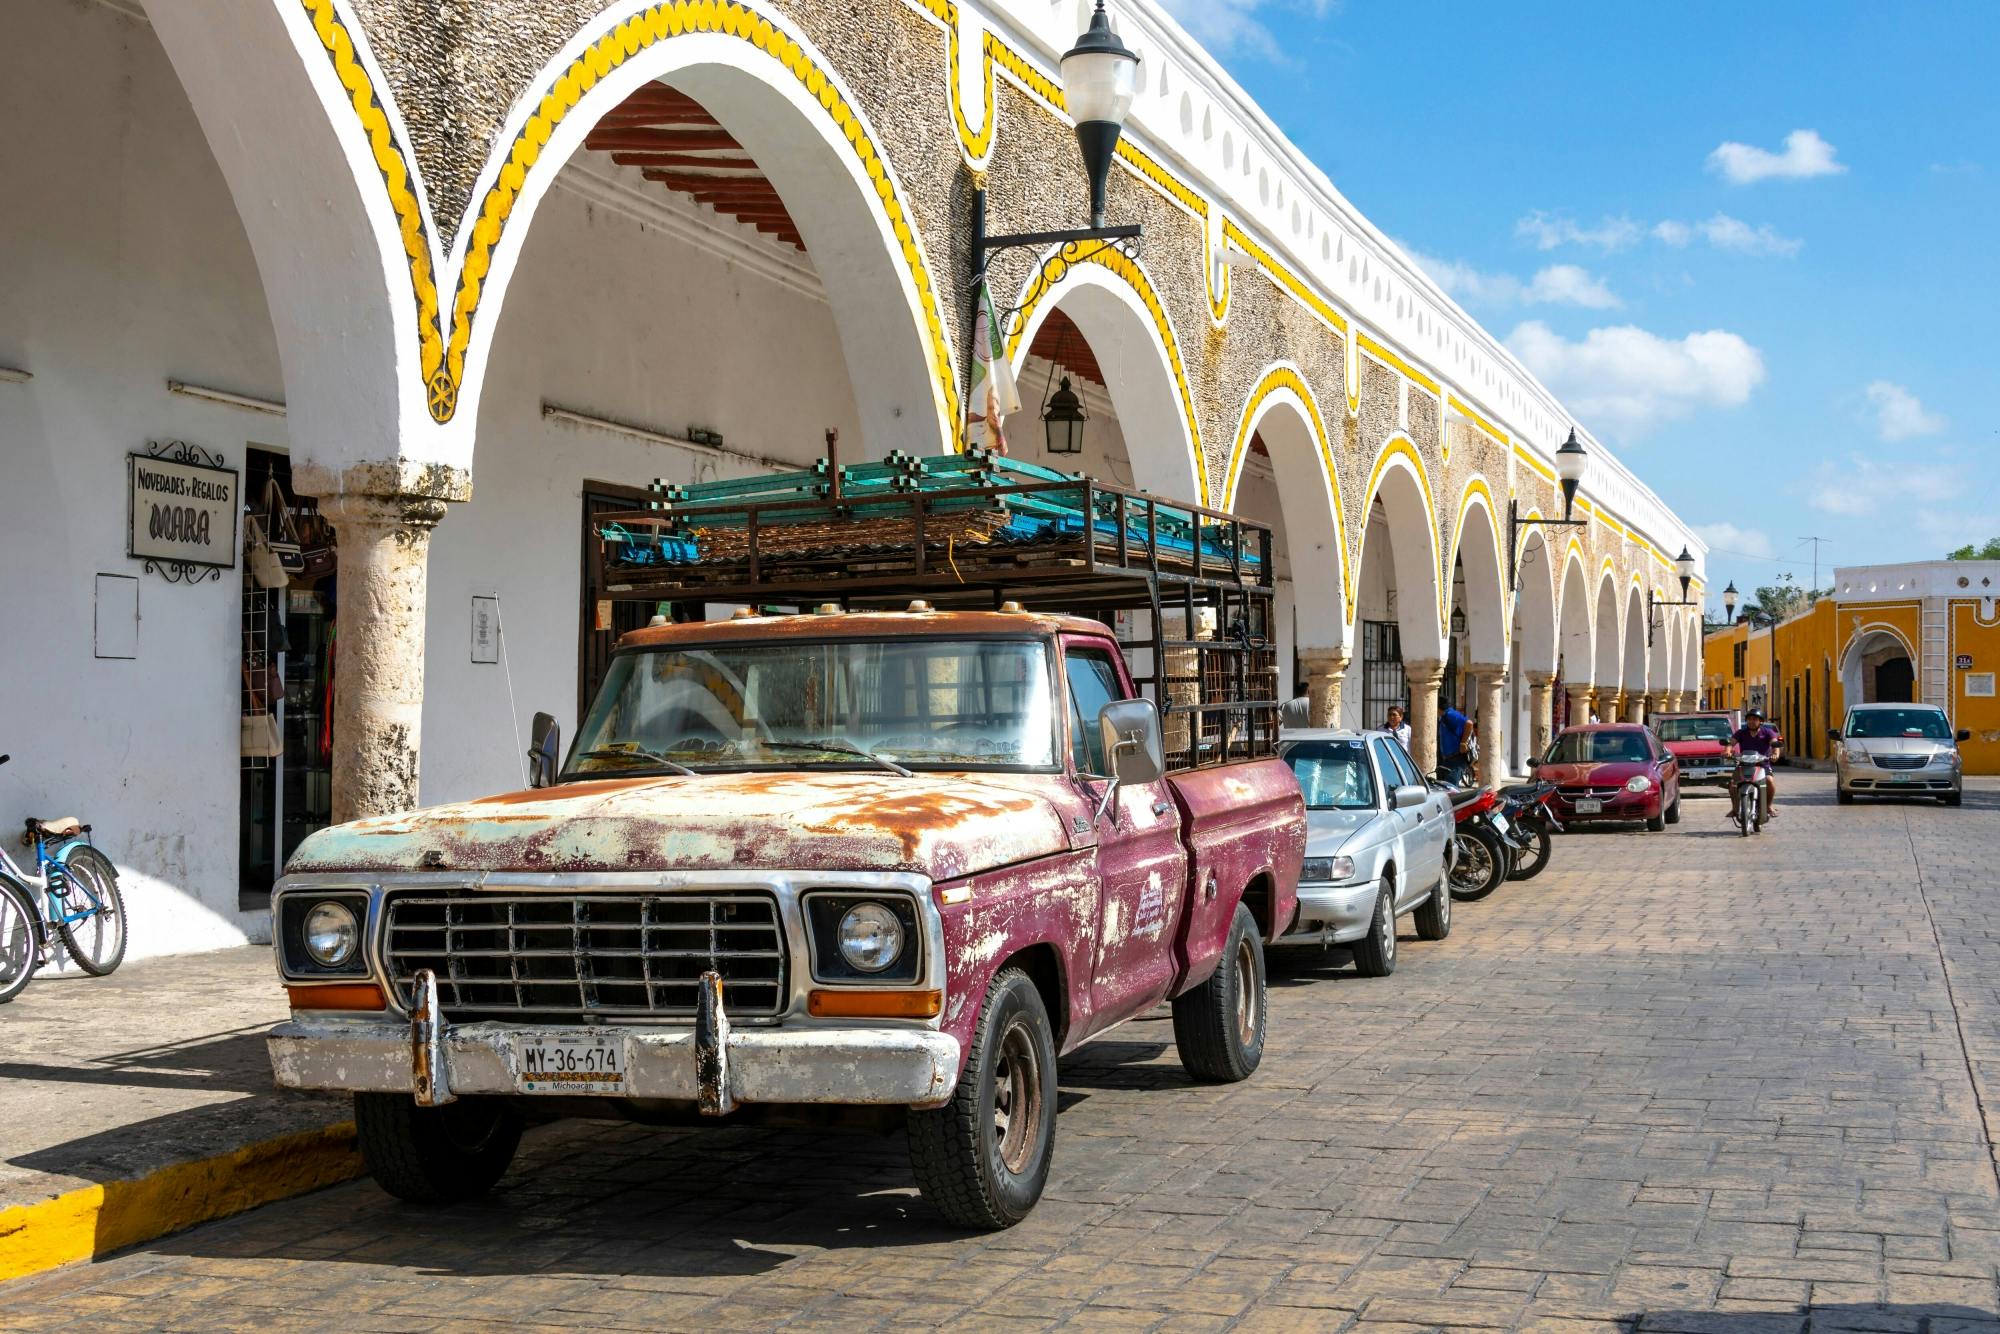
1827, 728, 1841, 744
1090, 698, 1165, 824
1525, 756, 1542, 769
528, 711, 561, 788
1958, 729, 1972, 743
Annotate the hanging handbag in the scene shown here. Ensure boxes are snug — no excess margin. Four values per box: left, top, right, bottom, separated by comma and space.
293, 511, 337, 585
240, 665, 285, 759
245, 509, 289, 589
263, 480, 306, 576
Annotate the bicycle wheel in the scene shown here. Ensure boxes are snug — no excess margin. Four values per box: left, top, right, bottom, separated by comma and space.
54, 849, 126, 976
0, 876, 38, 1004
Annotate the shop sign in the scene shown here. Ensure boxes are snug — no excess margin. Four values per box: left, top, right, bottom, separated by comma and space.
128, 441, 238, 583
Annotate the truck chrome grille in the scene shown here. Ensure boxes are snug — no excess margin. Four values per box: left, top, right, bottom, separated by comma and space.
384, 893, 786, 1021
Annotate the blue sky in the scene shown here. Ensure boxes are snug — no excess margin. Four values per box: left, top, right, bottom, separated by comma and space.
1156, 0, 2000, 611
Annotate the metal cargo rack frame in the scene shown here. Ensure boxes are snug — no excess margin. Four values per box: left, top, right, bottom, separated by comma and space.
591, 452, 1279, 771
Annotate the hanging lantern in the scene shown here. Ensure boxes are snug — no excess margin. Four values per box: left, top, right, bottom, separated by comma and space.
1043, 377, 1087, 455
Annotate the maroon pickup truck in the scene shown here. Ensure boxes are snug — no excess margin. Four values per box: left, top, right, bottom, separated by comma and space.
268, 457, 1305, 1229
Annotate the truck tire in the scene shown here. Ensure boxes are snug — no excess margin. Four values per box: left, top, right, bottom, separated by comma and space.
908, 967, 1056, 1229
1349, 880, 1397, 978
1171, 903, 1267, 1082
354, 1093, 523, 1205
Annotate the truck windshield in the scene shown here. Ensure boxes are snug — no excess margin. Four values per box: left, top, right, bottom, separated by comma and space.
1655, 716, 1732, 742
567, 639, 1058, 775
1281, 739, 1377, 810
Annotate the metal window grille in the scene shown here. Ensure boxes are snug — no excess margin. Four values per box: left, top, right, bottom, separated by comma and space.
1362, 620, 1404, 732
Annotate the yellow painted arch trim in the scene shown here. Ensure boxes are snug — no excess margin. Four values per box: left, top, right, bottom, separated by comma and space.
1358, 434, 1445, 636
1220, 365, 1353, 621
1447, 477, 1508, 650
1004, 248, 1208, 506
301, 0, 959, 430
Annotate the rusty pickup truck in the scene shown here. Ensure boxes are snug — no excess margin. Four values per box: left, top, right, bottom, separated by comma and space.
269, 456, 1304, 1228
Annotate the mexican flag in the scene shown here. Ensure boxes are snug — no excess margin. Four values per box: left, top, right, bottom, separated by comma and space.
965, 279, 1021, 454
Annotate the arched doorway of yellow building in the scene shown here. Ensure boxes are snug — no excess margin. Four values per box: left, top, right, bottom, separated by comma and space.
1840, 627, 1917, 707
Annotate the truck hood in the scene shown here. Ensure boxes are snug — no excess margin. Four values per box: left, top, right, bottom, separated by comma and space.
285, 771, 1073, 881
1663, 739, 1730, 760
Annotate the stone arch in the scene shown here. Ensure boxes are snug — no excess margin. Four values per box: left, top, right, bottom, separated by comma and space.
1648, 583, 1674, 703
327, 3, 958, 466
1354, 437, 1445, 662
1840, 624, 1919, 706
1623, 579, 1648, 707
1220, 365, 1349, 638
1683, 613, 1704, 699
1594, 567, 1623, 710
1446, 479, 1508, 670
1556, 542, 1595, 726
1009, 255, 1205, 505
1512, 518, 1560, 677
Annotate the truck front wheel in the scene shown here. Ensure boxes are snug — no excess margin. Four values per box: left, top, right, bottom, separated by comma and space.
908, 967, 1057, 1229
1171, 903, 1267, 1083
354, 1093, 523, 1205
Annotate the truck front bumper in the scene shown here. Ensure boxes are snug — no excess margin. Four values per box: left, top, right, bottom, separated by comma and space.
269, 1017, 962, 1110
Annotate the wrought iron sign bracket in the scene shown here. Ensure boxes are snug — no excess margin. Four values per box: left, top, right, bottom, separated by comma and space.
1506, 496, 1588, 594
1646, 587, 1698, 648
972, 187, 1143, 340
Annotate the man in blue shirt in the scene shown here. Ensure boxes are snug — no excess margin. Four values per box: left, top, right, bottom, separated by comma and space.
1437, 701, 1476, 785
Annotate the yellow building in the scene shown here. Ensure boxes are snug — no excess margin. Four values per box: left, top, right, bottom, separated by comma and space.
1702, 562, 2000, 773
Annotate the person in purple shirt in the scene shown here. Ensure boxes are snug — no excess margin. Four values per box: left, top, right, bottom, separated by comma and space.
1728, 707, 1783, 821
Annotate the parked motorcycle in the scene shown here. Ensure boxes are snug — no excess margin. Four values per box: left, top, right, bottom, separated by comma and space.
1436, 782, 1512, 900
1494, 779, 1562, 880
1731, 752, 1772, 836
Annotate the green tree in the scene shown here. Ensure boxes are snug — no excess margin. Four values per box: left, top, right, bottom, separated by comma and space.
1948, 537, 2000, 560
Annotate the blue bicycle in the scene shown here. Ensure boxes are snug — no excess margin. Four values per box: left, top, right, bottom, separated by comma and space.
0, 754, 126, 1003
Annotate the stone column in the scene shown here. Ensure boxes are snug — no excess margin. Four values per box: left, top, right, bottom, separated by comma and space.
317, 491, 450, 824
1299, 647, 1350, 728
1470, 663, 1508, 788
1528, 671, 1557, 757
1405, 657, 1446, 776
1635, 692, 1655, 725
1607, 692, 1627, 724
1566, 684, 1595, 728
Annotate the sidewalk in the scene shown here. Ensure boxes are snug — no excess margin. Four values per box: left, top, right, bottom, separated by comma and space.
0, 945, 358, 1280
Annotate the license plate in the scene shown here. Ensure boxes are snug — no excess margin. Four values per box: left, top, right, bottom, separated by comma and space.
1489, 813, 1510, 834
1576, 799, 1604, 814
514, 1033, 626, 1095
1888, 774, 1917, 784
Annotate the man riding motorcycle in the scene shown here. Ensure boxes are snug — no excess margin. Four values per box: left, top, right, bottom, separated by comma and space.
1728, 708, 1783, 822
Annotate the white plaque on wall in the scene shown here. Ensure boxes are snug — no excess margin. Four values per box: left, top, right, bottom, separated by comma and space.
127, 443, 239, 579
471, 595, 500, 664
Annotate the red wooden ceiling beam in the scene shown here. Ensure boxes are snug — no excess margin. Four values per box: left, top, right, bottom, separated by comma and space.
584, 128, 742, 153
611, 152, 758, 170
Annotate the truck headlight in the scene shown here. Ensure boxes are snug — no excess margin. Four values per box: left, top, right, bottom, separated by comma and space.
1625, 775, 1653, 794
1300, 856, 1356, 883
838, 903, 904, 973
302, 901, 359, 967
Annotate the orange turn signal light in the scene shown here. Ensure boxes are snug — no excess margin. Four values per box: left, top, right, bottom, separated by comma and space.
808, 988, 942, 1019
287, 982, 387, 1011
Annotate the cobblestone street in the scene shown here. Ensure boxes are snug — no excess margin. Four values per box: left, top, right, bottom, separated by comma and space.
6, 775, 2000, 1332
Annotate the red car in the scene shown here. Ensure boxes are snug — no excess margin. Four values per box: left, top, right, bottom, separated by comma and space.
1652, 710, 1739, 787
1531, 724, 1683, 831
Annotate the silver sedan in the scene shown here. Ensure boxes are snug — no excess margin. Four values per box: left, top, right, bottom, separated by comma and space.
1275, 729, 1457, 976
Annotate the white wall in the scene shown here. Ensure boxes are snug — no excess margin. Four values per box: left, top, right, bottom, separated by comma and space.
0, 1, 292, 958
419, 164, 864, 804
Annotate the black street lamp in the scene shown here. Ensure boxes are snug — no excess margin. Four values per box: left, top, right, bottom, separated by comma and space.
968, 1, 1144, 435
1043, 376, 1087, 454
1722, 581, 1739, 622
1507, 428, 1592, 590
1647, 545, 1699, 647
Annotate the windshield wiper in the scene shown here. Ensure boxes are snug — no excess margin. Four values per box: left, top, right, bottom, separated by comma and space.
757, 739, 912, 777
576, 747, 700, 777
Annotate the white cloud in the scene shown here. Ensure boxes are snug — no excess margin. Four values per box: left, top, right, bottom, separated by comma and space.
1515, 212, 1644, 252
1691, 214, 1802, 256
1864, 381, 1946, 441
1694, 523, 1775, 561
1505, 320, 1766, 438
1651, 220, 1693, 247
1524, 264, 1621, 309
1808, 454, 1957, 518
1407, 248, 1620, 310
1708, 129, 1846, 184
1154, 0, 1335, 58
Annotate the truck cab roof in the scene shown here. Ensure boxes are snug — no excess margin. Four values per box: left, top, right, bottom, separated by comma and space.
620, 607, 1113, 650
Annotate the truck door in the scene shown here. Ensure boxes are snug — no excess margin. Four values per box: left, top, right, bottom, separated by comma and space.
1063, 638, 1187, 1022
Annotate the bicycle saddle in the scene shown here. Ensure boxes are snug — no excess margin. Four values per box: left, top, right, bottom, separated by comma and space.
25, 817, 85, 839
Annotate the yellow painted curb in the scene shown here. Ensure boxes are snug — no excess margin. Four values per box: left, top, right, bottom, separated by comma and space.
0, 1121, 362, 1284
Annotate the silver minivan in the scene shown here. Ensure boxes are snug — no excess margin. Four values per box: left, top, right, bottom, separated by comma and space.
1829, 702, 1970, 807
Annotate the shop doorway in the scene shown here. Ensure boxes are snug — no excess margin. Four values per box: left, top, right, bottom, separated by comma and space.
238, 448, 336, 908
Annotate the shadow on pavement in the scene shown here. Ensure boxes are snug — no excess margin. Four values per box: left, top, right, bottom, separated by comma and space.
1626, 1301, 2000, 1331
0, 1028, 275, 1096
